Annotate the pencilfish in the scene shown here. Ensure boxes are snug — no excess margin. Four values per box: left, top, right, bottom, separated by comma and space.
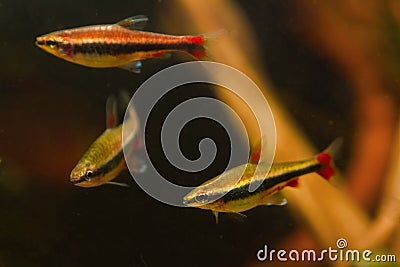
70, 94, 145, 187
35, 15, 208, 72
183, 139, 342, 222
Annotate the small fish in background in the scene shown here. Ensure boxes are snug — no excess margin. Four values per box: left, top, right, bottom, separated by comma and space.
70, 93, 146, 187
183, 138, 342, 223
35, 15, 210, 73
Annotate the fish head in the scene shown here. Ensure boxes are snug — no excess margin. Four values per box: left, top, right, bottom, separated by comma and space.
183, 185, 225, 211
183, 164, 250, 211
70, 161, 100, 188
35, 32, 73, 59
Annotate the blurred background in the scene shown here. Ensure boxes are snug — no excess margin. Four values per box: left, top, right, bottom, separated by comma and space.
0, 0, 399, 266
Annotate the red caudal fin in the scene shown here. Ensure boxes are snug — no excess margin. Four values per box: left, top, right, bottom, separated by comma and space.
316, 138, 343, 180
185, 29, 226, 59
185, 35, 206, 59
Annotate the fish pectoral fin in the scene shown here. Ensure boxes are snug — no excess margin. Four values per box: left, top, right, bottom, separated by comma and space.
105, 181, 130, 187
119, 61, 142, 73
212, 211, 219, 224
262, 192, 287, 206
117, 15, 148, 30
106, 95, 118, 128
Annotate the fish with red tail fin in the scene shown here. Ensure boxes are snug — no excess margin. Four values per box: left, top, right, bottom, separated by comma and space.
183, 138, 342, 223
35, 15, 216, 73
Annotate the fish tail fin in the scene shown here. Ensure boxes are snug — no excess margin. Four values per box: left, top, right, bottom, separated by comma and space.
185, 35, 206, 59
186, 29, 226, 59
316, 137, 343, 180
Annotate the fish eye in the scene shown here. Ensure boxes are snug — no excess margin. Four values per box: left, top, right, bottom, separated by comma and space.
195, 192, 209, 204
46, 39, 57, 48
86, 170, 94, 179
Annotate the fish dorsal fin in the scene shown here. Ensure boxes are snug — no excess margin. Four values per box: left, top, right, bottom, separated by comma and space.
249, 138, 262, 164
106, 95, 118, 128
262, 192, 287, 206
249, 135, 274, 164
117, 15, 148, 30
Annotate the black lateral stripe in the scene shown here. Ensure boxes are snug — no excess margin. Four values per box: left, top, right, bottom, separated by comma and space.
93, 150, 124, 177
69, 42, 203, 56
222, 163, 322, 203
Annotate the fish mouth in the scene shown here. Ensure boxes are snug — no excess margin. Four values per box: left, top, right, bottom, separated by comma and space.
71, 179, 84, 185
70, 175, 86, 185
182, 196, 205, 207
182, 198, 191, 206
35, 37, 44, 46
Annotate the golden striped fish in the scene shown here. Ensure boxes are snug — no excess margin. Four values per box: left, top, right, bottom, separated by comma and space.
35, 15, 208, 72
183, 138, 342, 222
70, 94, 145, 187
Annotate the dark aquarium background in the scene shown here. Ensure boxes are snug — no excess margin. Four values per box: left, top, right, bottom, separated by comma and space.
1, 1, 399, 267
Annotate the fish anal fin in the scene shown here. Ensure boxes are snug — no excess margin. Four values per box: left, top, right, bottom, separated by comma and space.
119, 60, 142, 73
188, 47, 206, 60
106, 95, 118, 128
286, 178, 299, 188
117, 15, 148, 30
149, 51, 171, 59
262, 192, 287, 206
